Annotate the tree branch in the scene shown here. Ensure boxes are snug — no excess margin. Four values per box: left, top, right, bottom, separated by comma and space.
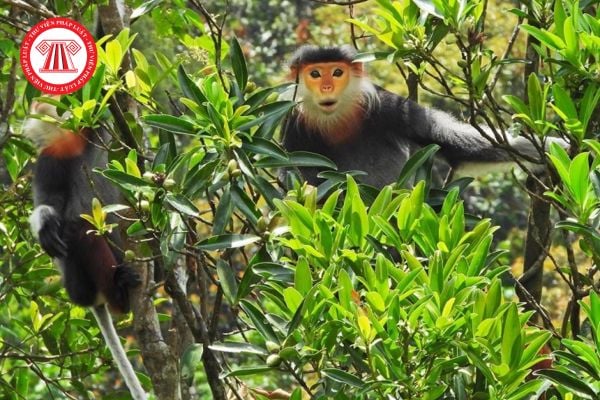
3, 0, 55, 19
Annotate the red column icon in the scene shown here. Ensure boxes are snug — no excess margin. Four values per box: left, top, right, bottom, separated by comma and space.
35, 40, 81, 73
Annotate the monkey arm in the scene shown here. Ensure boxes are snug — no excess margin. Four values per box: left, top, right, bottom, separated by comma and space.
30, 205, 67, 258
30, 156, 71, 257
390, 93, 555, 177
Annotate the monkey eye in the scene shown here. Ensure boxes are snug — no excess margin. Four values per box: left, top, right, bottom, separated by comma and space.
333, 68, 344, 77
309, 70, 321, 78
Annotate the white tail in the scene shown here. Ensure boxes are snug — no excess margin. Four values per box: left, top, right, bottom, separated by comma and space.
92, 305, 147, 400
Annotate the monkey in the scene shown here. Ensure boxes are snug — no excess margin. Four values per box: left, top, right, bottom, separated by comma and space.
281, 45, 560, 189
24, 100, 147, 400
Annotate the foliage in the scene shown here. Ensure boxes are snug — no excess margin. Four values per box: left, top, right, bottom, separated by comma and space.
346, 0, 600, 398
536, 291, 600, 399
212, 178, 551, 399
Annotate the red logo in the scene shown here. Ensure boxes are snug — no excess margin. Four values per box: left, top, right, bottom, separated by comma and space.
20, 18, 97, 94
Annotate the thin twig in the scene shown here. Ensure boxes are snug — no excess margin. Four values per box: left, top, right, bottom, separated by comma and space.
489, 16, 524, 92
2, 0, 55, 18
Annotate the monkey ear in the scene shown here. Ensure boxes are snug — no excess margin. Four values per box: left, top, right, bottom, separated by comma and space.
351, 62, 365, 76
288, 65, 300, 81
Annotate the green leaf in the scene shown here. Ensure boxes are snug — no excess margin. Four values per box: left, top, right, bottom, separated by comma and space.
231, 185, 260, 225
365, 292, 385, 313
105, 39, 123, 74
411, 0, 443, 18
209, 341, 267, 355
294, 257, 312, 295
236, 101, 294, 131
580, 84, 600, 134
197, 234, 261, 251
563, 16, 580, 66
127, 221, 147, 236
535, 369, 598, 398
322, 368, 365, 388
506, 379, 544, 400
283, 287, 304, 313
368, 185, 392, 221
569, 152, 590, 205
467, 234, 492, 276
341, 175, 368, 246
242, 137, 288, 160
548, 142, 572, 185
101, 170, 153, 191
230, 37, 248, 92
521, 331, 551, 366
143, 114, 197, 135
15, 367, 29, 398
552, 85, 577, 120
556, 221, 600, 244
520, 24, 566, 51
216, 260, 238, 305
553, 350, 600, 380
165, 193, 199, 217
255, 151, 337, 169
501, 303, 522, 369
396, 144, 440, 187
338, 269, 353, 311
177, 65, 206, 105
554, 0, 566, 38
221, 366, 273, 378
587, 291, 600, 328
213, 187, 233, 235
251, 176, 282, 207
102, 204, 130, 214
562, 339, 600, 371
402, 251, 428, 285
86, 63, 106, 102
290, 388, 302, 400
181, 344, 203, 381
239, 300, 278, 342
527, 73, 543, 122
131, 0, 161, 19
503, 94, 530, 116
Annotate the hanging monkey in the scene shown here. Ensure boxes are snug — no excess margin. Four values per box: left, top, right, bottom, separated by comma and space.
25, 100, 147, 400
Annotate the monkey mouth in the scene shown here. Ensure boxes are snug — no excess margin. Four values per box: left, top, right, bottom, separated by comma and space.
318, 100, 338, 112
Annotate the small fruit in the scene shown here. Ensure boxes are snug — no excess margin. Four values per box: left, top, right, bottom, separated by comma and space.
139, 199, 150, 211
245, 81, 257, 93
227, 159, 238, 173
124, 250, 136, 262
143, 171, 155, 182
163, 178, 176, 189
265, 341, 280, 352
266, 354, 282, 367
266, 93, 279, 103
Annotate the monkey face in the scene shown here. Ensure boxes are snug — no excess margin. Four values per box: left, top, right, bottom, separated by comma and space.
300, 62, 353, 113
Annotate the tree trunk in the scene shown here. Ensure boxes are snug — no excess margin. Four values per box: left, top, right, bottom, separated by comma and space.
518, 28, 550, 318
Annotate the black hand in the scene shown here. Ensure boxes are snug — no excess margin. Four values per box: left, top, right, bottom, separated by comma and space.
38, 216, 67, 258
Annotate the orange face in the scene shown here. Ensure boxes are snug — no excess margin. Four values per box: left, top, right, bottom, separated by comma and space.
300, 62, 355, 113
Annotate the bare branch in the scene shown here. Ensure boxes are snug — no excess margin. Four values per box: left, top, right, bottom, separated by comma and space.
2, 0, 56, 19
